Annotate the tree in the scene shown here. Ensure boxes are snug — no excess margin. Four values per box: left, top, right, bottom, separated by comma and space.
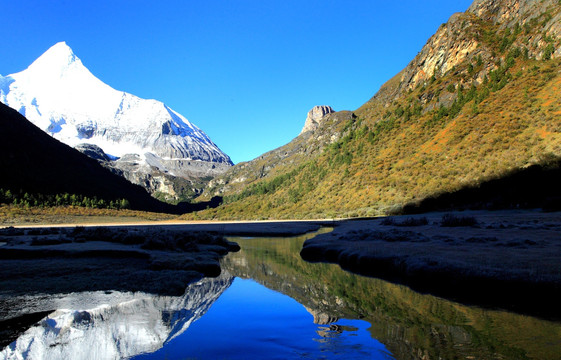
543, 43, 555, 61
119, 199, 131, 209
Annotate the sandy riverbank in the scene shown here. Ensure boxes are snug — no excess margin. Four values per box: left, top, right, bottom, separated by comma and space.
300, 210, 561, 320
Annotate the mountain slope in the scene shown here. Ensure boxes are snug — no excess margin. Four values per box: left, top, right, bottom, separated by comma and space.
0, 42, 232, 200
0, 102, 173, 212
189, 0, 561, 219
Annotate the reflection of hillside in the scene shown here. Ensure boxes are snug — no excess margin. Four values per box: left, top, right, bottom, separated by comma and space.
1, 272, 233, 360
223, 234, 561, 360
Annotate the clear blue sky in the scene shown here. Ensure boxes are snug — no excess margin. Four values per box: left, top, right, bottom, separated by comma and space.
2, 0, 473, 164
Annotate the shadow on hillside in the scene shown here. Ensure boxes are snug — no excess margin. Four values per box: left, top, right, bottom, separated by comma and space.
0, 103, 179, 214
176, 196, 223, 214
400, 159, 561, 214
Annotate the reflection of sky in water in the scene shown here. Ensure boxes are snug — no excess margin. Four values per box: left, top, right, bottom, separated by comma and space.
134, 278, 393, 360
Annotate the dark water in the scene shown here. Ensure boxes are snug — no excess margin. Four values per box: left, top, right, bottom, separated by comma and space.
2, 229, 561, 359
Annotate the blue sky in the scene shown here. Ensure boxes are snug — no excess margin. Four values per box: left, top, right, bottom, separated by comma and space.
2, 0, 473, 164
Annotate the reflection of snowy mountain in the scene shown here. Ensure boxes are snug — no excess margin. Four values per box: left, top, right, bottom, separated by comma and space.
0, 272, 233, 360
0, 42, 232, 198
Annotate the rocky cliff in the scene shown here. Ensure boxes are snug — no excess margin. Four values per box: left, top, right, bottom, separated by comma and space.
74, 144, 210, 202
300, 105, 335, 134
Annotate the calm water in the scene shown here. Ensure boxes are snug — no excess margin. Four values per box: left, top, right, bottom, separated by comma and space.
134, 278, 391, 360
2, 229, 561, 359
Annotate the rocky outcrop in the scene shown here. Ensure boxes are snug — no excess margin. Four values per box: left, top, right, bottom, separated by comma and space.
74, 145, 209, 201
108, 159, 203, 202
74, 143, 112, 162
399, 14, 480, 92
468, 0, 556, 26
468, 0, 561, 57
303, 307, 339, 325
300, 105, 335, 134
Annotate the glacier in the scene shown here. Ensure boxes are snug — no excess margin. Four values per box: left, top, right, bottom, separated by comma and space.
0, 42, 232, 198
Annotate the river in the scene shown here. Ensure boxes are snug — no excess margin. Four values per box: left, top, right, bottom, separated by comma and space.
2, 229, 561, 359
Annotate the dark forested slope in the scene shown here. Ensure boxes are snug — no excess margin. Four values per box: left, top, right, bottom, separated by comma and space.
0, 103, 174, 212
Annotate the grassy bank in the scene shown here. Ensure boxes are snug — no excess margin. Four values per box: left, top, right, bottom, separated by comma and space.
300, 210, 561, 320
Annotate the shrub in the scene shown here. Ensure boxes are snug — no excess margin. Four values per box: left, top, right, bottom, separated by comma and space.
400, 217, 429, 226
543, 43, 555, 61
440, 213, 478, 227
380, 217, 396, 225
381, 216, 428, 226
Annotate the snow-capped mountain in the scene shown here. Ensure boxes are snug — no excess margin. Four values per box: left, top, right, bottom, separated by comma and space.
0, 42, 232, 198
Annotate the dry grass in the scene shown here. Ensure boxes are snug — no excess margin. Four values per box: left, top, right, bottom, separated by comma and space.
0, 205, 177, 226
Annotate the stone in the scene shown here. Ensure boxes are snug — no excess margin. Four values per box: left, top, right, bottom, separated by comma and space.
300, 105, 335, 134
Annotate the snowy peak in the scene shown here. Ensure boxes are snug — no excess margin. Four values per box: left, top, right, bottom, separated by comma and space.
21, 42, 92, 86
0, 42, 233, 186
5, 42, 121, 131
27, 41, 80, 73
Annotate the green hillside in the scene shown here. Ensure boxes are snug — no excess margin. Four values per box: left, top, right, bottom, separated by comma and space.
186, 0, 561, 220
